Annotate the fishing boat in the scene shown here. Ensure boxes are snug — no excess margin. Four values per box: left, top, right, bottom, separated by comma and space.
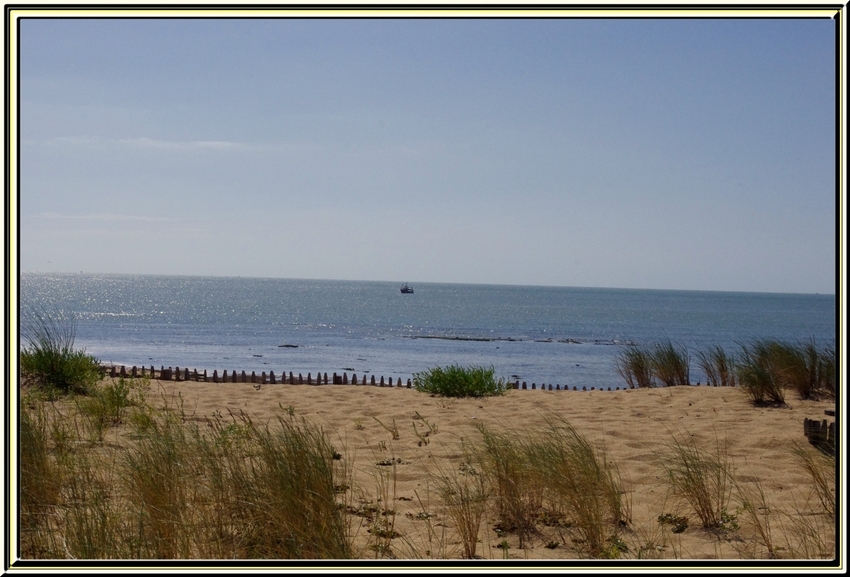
400, 283, 414, 294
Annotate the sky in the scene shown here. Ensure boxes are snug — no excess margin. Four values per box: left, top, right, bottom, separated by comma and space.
17, 16, 838, 294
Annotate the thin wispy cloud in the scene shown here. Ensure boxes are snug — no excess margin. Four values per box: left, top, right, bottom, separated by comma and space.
119, 137, 249, 151
35, 212, 188, 223
30, 135, 319, 155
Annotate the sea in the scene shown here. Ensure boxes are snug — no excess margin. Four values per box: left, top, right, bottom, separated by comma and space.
18, 273, 837, 391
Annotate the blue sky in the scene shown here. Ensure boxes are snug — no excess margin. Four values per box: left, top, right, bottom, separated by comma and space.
18, 16, 837, 294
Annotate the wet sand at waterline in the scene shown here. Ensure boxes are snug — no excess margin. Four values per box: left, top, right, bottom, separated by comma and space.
133, 379, 836, 561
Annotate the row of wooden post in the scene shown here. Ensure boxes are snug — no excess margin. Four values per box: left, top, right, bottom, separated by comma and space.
101, 364, 645, 391
102, 364, 417, 387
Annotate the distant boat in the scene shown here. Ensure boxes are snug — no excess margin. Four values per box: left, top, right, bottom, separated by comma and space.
400, 283, 414, 294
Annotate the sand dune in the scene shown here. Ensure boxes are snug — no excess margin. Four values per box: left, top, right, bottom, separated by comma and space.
145, 379, 837, 561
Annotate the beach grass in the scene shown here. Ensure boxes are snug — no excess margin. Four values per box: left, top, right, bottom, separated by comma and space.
791, 442, 835, 517
735, 339, 836, 405
19, 398, 64, 557
736, 341, 787, 406
696, 345, 737, 388
616, 340, 689, 388
433, 449, 488, 559
615, 345, 655, 388
473, 424, 543, 550
15, 374, 836, 562
659, 430, 734, 530
650, 341, 691, 387
527, 417, 631, 558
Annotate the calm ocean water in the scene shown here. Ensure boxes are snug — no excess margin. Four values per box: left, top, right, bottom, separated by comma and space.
19, 273, 836, 390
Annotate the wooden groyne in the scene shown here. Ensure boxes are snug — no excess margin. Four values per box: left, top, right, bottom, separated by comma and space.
98, 364, 637, 391
804, 412, 836, 455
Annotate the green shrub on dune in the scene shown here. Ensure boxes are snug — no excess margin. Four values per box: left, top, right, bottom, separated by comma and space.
413, 364, 509, 398
20, 306, 101, 395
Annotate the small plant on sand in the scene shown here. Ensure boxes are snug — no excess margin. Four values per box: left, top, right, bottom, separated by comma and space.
413, 364, 508, 398
412, 412, 438, 447
20, 306, 101, 395
659, 430, 734, 531
615, 345, 655, 388
373, 417, 400, 440
696, 345, 736, 387
77, 378, 136, 443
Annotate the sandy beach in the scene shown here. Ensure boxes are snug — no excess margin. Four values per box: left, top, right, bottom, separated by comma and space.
129, 378, 837, 561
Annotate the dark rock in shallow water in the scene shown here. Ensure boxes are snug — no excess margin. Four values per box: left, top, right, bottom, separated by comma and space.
278, 344, 299, 348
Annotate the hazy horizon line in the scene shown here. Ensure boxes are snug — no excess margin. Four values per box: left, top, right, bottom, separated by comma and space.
19, 269, 837, 298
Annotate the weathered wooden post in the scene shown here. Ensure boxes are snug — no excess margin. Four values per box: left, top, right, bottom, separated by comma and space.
407, 378, 412, 388
343, 372, 348, 385
213, 370, 219, 383
371, 375, 376, 386
380, 376, 385, 387
270, 371, 276, 384
352, 374, 358, 385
